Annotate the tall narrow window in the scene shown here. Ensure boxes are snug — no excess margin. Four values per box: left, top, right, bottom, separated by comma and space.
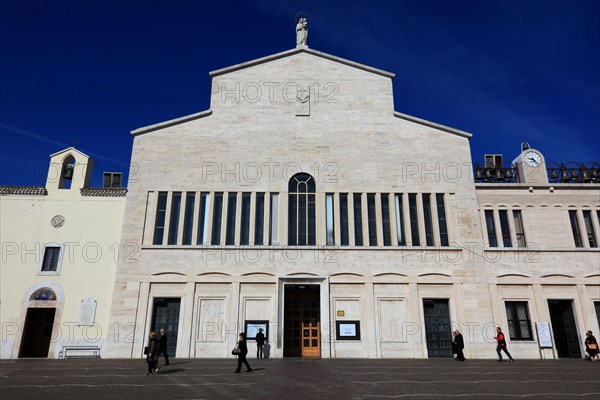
211, 192, 223, 245
196, 193, 210, 245
167, 192, 182, 245
485, 210, 498, 247
394, 194, 406, 246
326, 193, 335, 246
381, 194, 391, 246
422, 194, 434, 246
153, 191, 168, 245
512, 210, 526, 248
240, 193, 251, 245
505, 301, 533, 340
498, 210, 512, 247
41, 246, 61, 272
270, 193, 279, 245
339, 193, 349, 246
367, 193, 377, 246
353, 194, 363, 246
436, 194, 449, 246
182, 192, 195, 245
226, 193, 237, 245
408, 194, 420, 246
569, 210, 583, 247
288, 174, 316, 246
582, 210, 597, 248
255, 193, 265, 245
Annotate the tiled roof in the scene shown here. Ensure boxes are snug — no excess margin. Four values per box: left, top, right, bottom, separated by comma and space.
80, 188, 127, 197
0, 186, 47, 196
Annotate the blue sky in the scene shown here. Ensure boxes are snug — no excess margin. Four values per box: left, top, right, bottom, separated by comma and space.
1, 0, 598, 187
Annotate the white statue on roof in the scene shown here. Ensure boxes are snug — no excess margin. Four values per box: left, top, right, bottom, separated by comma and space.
296, 17, 308, 47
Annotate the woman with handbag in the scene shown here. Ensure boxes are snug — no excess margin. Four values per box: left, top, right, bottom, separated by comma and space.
234, 332, 253, 373
145, 331, 160, 375
584, 330, 600, 361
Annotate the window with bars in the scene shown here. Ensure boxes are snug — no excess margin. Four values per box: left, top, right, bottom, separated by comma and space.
505, 301, 533, 340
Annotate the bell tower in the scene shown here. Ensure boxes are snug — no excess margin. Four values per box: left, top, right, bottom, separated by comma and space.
46, 147, 94, 194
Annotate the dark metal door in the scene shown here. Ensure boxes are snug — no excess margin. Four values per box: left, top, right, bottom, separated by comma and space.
423, 299, 452, 358
548, 300, 581, 358
151, 298, 181, 355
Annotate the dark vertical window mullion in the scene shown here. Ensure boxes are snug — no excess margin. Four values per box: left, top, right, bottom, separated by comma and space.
354, 194, 363, 246
211, 193, 223, 245
498, 210, 512, 247
182, 192, 195, 245
255, 193, 265, 245
167, 192, 182, 245
367, 194, 377, 246
226, 193, 237, 245
153, 191, 168, 245
381, 194, 391, 246
340, 193, 349, 246
582, 210, 597, 247
240, 193, 251, 245
484, 210, 498, 247
436, 194, 448, 246
569, 210, 583, 247
408, 193, 420, 246
422, 193, 434, 246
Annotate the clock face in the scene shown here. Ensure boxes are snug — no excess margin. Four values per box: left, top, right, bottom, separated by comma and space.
51, 215, 65, 228
524, 151, 542, 167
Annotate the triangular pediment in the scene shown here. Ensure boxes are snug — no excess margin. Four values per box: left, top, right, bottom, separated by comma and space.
209, 47, 395, 79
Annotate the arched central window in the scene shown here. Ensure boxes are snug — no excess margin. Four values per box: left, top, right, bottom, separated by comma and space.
288, 173, 316, 245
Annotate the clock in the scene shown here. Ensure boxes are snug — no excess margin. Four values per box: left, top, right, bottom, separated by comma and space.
51, 215, 65, 228
524, 151, 542, 167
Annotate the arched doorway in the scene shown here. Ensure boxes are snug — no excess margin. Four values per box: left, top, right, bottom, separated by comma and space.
19, 288, 58, 358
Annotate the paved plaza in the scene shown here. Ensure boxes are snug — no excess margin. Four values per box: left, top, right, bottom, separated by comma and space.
1, 358, 599, 399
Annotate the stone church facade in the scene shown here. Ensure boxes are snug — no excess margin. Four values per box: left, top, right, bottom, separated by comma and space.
2, 39, 598, 360
104, 44, 599, 360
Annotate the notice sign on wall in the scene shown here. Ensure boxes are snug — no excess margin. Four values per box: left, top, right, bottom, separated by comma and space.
78, 298, 97, 326
536, 322, 553, 348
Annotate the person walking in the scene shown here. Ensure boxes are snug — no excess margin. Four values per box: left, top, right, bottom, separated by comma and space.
494, 327, 514, 363
159, 328, 170, 365
452, 330, 466, 361
234, 333, 253, 373
584, 330, 600, 361
255, 328, 265, 359
145, 331, 160, 375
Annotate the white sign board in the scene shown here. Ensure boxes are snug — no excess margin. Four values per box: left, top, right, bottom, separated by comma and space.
78, 298, 97, 326
536, 322, 553, 348
339, 323, 357, 337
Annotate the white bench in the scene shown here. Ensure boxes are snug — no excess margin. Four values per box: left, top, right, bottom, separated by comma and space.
59, 346, 101, 359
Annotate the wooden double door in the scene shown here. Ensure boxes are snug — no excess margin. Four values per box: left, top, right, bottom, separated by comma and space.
284, 285, 320, 357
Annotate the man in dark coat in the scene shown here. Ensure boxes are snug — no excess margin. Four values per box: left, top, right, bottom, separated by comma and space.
452, 330, 466, 361
235, 333, 253, 373
158, 328, 170, 365
255, 328, 265, 359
